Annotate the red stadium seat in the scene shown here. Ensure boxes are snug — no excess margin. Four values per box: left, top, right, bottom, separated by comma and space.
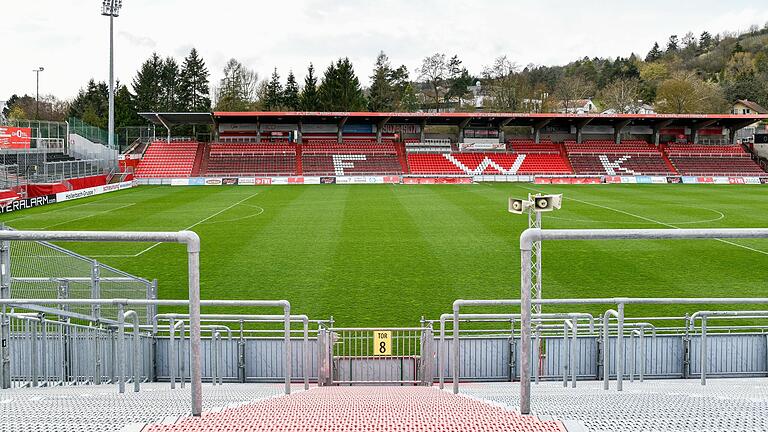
134, 142, 201, 178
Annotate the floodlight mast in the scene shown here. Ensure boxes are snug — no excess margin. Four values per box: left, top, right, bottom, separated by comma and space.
101, 0, 122, 153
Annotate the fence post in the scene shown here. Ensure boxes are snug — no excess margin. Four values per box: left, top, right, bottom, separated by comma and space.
40, 313, 48, 386
237, 320, 245, 383
147, 280, 158, 325
94, 322, 102, 385
700, 316, 707, 386
0, 239, 10, 389
508, 319, 516, 382
91, 261, 100, 320
31, 318, 39, 387
682, 313, 691, 379
117, 303, 125, 394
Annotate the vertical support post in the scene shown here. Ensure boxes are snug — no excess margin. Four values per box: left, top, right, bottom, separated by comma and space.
629, 331, 635, 383
509, 319, 516, 382
31, 319, 38, 387
562, 322, 569, 387
520, 246, 533, 415
571, 320, 577, 388
186, 240, 202, 416
419, 120, 426, 143
117, 303, 125, 394
90, 260, 100, 320
303, 319, 309, 391
40, 314, 48, 386
639, 327, 645, 383
94, 322, 102, 385
283, 305, 291, 395
238, 321, 245, 383
438, 319, 445, 389
617, 303, 624, 392
700, 316, 707, 386
0, 239, 10, 389
169, 318, 176, 389
451, 308, 460, 394
682, 313, 691, 379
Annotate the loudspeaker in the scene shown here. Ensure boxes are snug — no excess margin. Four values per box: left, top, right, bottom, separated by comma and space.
508, 198, 527, 214
532, 194, 563, 212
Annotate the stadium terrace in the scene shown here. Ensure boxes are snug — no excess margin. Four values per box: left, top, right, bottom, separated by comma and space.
130, 111, 768, 183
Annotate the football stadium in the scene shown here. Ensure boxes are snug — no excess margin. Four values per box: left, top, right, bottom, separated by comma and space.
2, 1, 768, 431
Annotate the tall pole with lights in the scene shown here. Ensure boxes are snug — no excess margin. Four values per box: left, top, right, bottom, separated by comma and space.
32, 67, 44, 120
101, 0, 122, 151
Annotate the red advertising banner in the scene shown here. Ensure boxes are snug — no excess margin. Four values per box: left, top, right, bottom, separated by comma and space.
0, 127, 32, 149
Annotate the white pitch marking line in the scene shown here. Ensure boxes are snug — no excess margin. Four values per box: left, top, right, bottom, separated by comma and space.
130, 193, 261, 257
519, 185, 768, 256
39, 204, 137, 230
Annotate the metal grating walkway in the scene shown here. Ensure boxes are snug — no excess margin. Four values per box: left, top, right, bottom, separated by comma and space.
0, 383, 283, 432
145, 386, 566, 432
461, 378, 768, 432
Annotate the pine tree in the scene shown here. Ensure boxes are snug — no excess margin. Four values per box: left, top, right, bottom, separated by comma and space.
667, 35, 679, 52
318, 58, 366, 111
300, 64, 320, 111
699, 31, 714, 53
645, 42, 663, 62
179, 48, 211, 112
283, 71, 300, 110
159, 57, 180, 111
114, 84, 141, 128
264, 68, 284, 111
368, 51, 394, 112
132, 53, 164, 113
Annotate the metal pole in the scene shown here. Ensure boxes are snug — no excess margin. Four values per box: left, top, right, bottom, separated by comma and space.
571, 320, 577, 388
520, 247, 532, 414
283, 304, 291, 395
117, 303, 125, 393
186, 238, 202, 416
108, 13, 115, 151
700, 316, 707, 386
617, 303, 624, 392
303, 318, 309, 391
451, 307, 459, 394
169, 318, 176, 389
639, 326, 645, 383
0, 239, 9, 389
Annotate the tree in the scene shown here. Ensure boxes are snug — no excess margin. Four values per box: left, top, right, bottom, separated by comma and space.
7, 105, 26, 120
132, 53, 164, 113
389, 65, 416, 112
283, 71, 300, 110
645, 42, 663, 62
178, 48, 211, 112
300, 63, 320, 111
69, 79, 109, 127
264, 69, 284, 110
159, 57, 180, 111
667, 35, 679, 52
655, 72, 727, 113
599, 78, 642, 113
724, 52, 756, 80
214, 58, 259, 111
723, 76, 768, 106
482, 56, 526, 111
699, 31, 714, 52
2, 94, 19, 119
368, 51, 395, 112
554, 75, 595, 112
445, 55, 473, 107
114, 84, 141, 128
318, 58, 366, 111
417, 53, 449, 111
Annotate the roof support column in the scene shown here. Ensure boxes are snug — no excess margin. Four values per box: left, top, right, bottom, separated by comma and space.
576, 118, 593, 144
690, 119, 717, 145
337, 117, 348, 144
614, 120, 631, 144
256, 118, 261, 144
458, 118, 472, 144
420, 119, 427, 143
296, 120, 303, 144
498, 118, 513, 146
533, 119, 551, 144
652, 120, 673, 146
376, 117, 391, 144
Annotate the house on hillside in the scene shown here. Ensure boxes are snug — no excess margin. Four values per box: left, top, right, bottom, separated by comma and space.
732, 100, 768, 142
559, 99, 598, 114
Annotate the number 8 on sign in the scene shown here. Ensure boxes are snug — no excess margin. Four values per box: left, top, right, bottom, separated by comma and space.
373, 331, 392, 356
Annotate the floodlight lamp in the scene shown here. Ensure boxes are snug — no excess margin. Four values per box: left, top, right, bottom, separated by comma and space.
101, 0, 122, 17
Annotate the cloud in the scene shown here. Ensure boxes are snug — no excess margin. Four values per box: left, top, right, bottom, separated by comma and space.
118, 31, 157, 49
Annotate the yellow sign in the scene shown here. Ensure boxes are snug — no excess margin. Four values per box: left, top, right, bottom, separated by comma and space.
373, 330, 392, 356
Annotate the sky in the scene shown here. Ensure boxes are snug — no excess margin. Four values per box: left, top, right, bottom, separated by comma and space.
2, 0, 768, 101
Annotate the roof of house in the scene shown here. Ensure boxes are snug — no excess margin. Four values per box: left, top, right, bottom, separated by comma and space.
735, 99, 768, 114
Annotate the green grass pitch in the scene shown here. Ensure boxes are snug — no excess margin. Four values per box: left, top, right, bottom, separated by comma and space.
2, 183, 767, 326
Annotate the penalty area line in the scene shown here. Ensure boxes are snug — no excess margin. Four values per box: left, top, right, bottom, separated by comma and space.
93, 192, 261, 258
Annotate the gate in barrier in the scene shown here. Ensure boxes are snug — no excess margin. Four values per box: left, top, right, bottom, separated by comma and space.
318, 326, 436, 385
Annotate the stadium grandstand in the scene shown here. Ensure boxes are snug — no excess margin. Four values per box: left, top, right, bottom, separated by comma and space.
126, 111, 768, 182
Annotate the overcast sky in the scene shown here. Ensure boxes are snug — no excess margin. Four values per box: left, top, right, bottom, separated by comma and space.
3, 0, 767, 101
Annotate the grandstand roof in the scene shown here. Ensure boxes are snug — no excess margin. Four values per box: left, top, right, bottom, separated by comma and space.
139, 111, 768, 129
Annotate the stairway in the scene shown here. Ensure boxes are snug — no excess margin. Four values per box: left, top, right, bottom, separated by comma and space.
395, 142, 410, 174
145, 387, 566, 432
658, 145, 679, 175
295, 144, 303, 176
193, 144, 209, 177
